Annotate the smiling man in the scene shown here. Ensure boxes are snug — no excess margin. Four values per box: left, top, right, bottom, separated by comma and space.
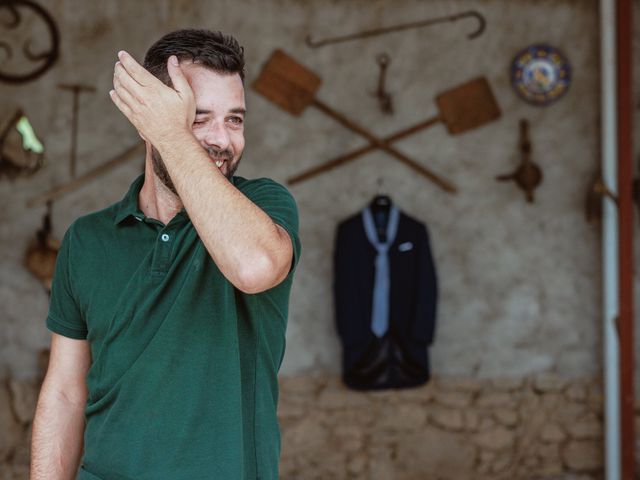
30, 30, 301, 480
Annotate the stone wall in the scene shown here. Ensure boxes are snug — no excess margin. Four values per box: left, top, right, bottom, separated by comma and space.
0, 372, 614, 479
0, 0, 615, 383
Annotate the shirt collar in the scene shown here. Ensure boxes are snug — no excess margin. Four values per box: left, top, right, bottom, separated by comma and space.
113, 174, 146, 225
114, 173, 243, 226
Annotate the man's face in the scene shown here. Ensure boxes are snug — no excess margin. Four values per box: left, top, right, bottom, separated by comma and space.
152, 62, 246, 195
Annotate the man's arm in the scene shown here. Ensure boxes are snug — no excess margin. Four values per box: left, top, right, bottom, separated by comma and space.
156, 134, 293, 294
31, 333, 91, 480
110, 51, 293, 294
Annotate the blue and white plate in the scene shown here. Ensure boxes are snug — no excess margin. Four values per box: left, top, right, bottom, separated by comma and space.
511, 44, 571, 106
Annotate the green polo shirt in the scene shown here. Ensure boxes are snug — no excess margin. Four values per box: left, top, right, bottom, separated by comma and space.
46, 174, 301, 480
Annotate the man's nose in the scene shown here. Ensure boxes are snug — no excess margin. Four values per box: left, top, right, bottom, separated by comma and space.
201, 121, 231, 151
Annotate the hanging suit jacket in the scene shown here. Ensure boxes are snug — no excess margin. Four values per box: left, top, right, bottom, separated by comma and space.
333, 206, 438, 390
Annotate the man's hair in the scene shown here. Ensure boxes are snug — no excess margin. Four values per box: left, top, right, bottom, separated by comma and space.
144, 29, 245, 85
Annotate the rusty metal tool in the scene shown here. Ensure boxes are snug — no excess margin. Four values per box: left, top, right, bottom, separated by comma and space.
58, 83, 95, 178
373, 53, 393, 114
253, 49, 457, 193
305, 10, 485, 48
0, 0, 60, 84
496, 119, 543, 203
585, 169, 618, 223
24, 200, 60, 293
0, 108, 44, 178
288, 76, 501, 185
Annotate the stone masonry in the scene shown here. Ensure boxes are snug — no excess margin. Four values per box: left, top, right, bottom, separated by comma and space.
0, 372, 622, 479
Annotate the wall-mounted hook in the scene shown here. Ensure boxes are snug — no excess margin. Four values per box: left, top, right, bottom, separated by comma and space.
372, 53, 393, 114
585, 169, 618, 223
496, 119, 543, 203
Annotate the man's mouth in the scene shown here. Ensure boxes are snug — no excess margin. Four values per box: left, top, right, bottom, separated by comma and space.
215, 159, 225, 168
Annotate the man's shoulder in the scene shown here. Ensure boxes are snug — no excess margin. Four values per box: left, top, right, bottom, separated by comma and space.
232, 176, 295, 203
232, 175, 285, 191
66, 200, 122, 239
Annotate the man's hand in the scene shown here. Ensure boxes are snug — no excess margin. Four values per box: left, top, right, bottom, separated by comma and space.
110, 51, 195, 148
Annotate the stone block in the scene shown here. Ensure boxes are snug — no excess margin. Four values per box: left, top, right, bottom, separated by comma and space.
536, 442, 560, 459
476, 392, 514, 408
317, 386, 372, 410
277, 399, 306, 421
433, 391, 473, 408
473, 426, 515, 451
347, 453, 367, 476
553, 402, 589, 426
279, 374, 324, 396
564, 384, 588, 402
539, 423, 567, 443
566, 420, 602, 440
541, 393, 565, 410
369, 445, 395, 480
333, 424, 364, 452
430, 407, 464, 431
281, 417, 329, 457
464, 410, 480, 430
330, 408, 376, 428
395, 427, 476, 480
534, 373, 567, 393
561, 440, 603, 472
433, 377, 483, 393
394, 383, 435, 403
490, 377, 525, 391
378, 403, 427, 431
493, 409, 519, 427
489, 453, 512, 473
478, 417, 497, 431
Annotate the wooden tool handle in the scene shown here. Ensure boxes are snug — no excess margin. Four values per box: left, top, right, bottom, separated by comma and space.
288, 116, 441, 185
311, 99, 456, 193
27, 142, 144, 208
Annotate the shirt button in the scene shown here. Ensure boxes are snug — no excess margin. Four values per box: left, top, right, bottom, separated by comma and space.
160, 233, 170, 242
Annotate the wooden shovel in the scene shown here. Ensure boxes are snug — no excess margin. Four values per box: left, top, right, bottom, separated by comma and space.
288, 76, 501, 185
252, 49, 457, 193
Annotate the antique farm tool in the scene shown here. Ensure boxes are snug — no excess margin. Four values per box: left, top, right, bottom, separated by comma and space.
0, 108, 44, 179
305, 10, 485, 48
0, 0, 60, 83
288, 76, 501, 185
372, 53, 393, 114
496, 119, 543, 203
58, 83, 95, 177
24, 201, 59, 292
585, 169, 618, 223
27, 142, 144, 207
252, 49, 457, 193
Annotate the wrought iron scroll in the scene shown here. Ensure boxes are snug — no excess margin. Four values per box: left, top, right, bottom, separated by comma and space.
0, 0, 59, 83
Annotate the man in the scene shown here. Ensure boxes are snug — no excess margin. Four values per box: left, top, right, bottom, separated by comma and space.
30, 29, 301, 480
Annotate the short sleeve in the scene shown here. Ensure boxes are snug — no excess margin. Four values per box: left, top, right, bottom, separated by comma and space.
237, 178, 302, 275
46, 226, 88, 339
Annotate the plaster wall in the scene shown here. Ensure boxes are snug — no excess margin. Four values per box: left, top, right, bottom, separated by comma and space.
0, 0, 631, 385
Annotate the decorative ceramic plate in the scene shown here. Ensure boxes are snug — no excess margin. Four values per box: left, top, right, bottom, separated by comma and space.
511, 44, 571, 106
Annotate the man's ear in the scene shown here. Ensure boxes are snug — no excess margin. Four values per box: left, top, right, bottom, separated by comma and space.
138, 131, 148, 142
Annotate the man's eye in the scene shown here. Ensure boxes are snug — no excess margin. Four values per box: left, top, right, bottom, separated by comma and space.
229, 116, 243, 125
193, 119, 206, 125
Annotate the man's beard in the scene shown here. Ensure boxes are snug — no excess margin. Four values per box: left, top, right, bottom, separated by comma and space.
151, 145, 240, 197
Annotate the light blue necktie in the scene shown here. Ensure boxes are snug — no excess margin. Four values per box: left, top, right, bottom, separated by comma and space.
362, 206, 400, 337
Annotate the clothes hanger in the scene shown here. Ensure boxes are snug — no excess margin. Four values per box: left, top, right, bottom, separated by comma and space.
369, 177, 392, 215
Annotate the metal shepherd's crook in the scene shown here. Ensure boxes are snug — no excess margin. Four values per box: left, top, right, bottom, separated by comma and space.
305, 10, 485, 48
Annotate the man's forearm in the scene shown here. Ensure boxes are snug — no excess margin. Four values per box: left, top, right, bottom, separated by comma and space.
157, 134, 292, 293
30, 386, 86, 480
